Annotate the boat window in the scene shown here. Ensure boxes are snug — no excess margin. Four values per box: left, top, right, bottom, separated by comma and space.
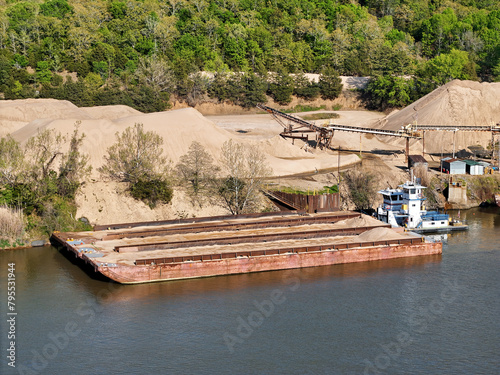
431, 222, 435, 225
383, 195, 390, 201
412, 204, 416, 207
441, 222, 445, 224
410, 189, 416, 194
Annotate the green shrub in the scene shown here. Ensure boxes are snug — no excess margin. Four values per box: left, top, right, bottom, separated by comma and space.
129, 178, 173, 208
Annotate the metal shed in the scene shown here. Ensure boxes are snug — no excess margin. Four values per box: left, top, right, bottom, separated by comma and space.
408, 155, 428, 170
463, 160, 484, 175
441, 158, 466, 174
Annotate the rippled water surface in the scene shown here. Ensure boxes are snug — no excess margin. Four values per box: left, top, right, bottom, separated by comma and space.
1, 207, 499, 374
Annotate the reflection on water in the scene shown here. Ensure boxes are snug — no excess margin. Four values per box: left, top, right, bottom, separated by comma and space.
0, 207, 498, 375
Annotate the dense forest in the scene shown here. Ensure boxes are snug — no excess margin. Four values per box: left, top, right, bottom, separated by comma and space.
1, 0, 500, 111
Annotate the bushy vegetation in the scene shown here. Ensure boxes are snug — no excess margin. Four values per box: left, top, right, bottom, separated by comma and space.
0, 125, 92, 239
0, 205, 24, 244
343, 170, 377, 210
1, 0, 499, 111
467, 176, 499, 203
274, 185, 339, 195
300, 112, 340, 121
99, 123, 173, 207
129, 178, 173, 209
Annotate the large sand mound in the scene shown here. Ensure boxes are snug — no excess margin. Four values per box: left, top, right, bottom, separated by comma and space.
8, 102, 356, 178
0, 99, 143, 137
79, 105, 142, 119
0, 99, 90, 137
377, 80, 500, 153
11, 107, 233, 177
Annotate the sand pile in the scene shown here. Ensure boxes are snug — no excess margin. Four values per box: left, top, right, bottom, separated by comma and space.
79, 105, 142, 119
377, 80, 500, 153
357, 227, 407, 241
332, 215, 383, 228
8, 101, 358, 177
0, 99, 89, 137
11, 107, 233, 177
75, 182, 227, 224
0, 99, 144, 138
3, 99, 365, 223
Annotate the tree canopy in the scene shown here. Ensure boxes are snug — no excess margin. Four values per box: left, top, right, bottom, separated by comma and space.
1, 0, 499, 110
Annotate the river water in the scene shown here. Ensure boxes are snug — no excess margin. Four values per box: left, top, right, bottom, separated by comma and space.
1, 207, 499, 375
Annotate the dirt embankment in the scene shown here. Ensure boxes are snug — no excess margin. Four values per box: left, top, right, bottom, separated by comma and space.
171, 90, 365, 116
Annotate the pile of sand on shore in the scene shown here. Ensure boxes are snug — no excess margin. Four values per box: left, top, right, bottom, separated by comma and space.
0, 99, 142, 137
10, 107, 232, 177
377, 80, 500, 153
6, 100, 356, 178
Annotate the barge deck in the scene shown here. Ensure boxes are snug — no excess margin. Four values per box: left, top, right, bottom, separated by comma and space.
50, 211, 442, 284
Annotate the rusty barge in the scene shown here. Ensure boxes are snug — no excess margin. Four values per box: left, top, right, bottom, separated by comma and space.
50, 211, 442, 284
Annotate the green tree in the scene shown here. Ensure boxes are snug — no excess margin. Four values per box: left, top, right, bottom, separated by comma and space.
99, 123, 173, 206
318, 68, 343, 100
134, 55, 175, 96
293, 72, 320, 100
267, 69, 294, 105
238, 72, 267, 108
207, 72, 231, 103
0, 136, 25, 186
99, 123, 168, 183
366, 75, 413, 109
36, 61, 52, 84
40, 0, 73, 19
344, 170, 377, 211
424, 49, 476, 84
57, 124, 91, 198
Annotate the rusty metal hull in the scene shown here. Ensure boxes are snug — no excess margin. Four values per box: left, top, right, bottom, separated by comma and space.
50, 211, 442, 285
98, 242, 442, 284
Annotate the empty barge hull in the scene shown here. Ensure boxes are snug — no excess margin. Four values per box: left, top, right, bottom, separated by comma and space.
50, 211, 442, 284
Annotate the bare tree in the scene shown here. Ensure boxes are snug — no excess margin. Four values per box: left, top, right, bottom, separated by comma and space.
58, 124, 92, 197
176, 141, 219, 206
216, 139, 272, 215
25, 128, 64, 180
24, 124, 91, 199
0, 136, 25, 185
135, 55, 175, 95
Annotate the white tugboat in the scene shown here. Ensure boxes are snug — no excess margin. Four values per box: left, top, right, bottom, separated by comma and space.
377, 178, 467, 233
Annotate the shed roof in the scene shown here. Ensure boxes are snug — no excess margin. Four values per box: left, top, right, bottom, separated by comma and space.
441, 158, 463, 163
409, 155, 428, 163
463, 160, 481, 166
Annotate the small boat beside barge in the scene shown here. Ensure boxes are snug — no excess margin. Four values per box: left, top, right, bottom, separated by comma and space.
377, 178, 468, 234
